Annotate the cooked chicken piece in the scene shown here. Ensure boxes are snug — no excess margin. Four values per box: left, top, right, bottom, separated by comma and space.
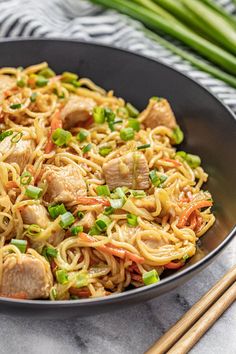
60, 96, 96, 129
131, 195, 156, 212
0, 75, 15, 100
20, 205, 49, 229
42, 164, 87, 204
0, 135, 34, 173
140, 98, 177, 129
76, 211, 95, 232
1, 253, 53, 299
103, 152, 150, 191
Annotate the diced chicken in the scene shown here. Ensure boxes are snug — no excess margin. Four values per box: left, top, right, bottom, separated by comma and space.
76, 211, 95, 232
0, 75, 15, 100
103, 152, 150, 191
0, 135, 35, 173
42, 164, 87, 204
60, 96, 96, 129
140, 98, 177, 129
1, 253, 53, 299
20, 205, 49, 229
131, 195, 156, 212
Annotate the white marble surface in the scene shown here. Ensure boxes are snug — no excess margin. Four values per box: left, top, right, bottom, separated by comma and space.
0, 238, 235, 354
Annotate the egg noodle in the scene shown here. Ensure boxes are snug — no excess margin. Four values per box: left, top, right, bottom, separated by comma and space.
0, 62, 215, 300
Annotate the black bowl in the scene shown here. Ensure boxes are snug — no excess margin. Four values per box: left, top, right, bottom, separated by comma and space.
0, 39, 235, 318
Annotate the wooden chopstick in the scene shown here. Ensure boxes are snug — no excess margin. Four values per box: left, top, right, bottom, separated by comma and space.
145, 265, 236, 354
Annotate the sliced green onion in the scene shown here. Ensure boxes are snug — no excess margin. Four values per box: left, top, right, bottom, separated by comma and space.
56, 269, 69, 284
0, 130, 13, 141
30, 92, 38, 102
137, 144, 151, 150
60, 212, 75, 229
36, 76, 48, 87
142, 269, 160, 286
39, 67, 56, 78
130, 190, 146, 198
82, 143, 92, 154
52, 128, 72, 147
48, 203, 67, 219
89, 225, 101, 236
75, 272, 89, 288
149, 170, 167, 187
172, 126, 184, 145
77, 211, 84, 219
20, 171, 32, 186
104, 206, 115, 216
25, 185, 43, 199
104, 108, 115, 123
10, 103, 22, 110
95, 215, 111, 231
71, 80, 81, 87
17, 79, 26, 88
113, 120, 123, 125
126, 102, 139, 118
11, 132, 23, 143
109, 198, 124, 209
127, 213, 138, 227
183, 254, 190, 262
50, 287, 58, 300
120, 127, 135, 141
99, 145, 112, 157
93, 107, 105, 124
96, 185, 110, 197
176, 151, 201, 168
128, 118, 140, 132
27, 224, 41, 237
71, 225, 83, 235
44, 246, 58, 258
61, 71, 78, 83
76, 130, 89, 142
10, 239, 27, 253
115, 187, 127, 201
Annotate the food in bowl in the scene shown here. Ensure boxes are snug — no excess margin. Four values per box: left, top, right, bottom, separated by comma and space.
0, 62, 214, 300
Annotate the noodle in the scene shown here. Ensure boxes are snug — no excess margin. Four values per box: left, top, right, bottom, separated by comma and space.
0, 62, 215, 300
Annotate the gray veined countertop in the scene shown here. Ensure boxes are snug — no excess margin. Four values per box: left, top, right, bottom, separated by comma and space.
0, 238, 236, 354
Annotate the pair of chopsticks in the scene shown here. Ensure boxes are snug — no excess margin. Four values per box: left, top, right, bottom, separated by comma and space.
145, 265, 236, 354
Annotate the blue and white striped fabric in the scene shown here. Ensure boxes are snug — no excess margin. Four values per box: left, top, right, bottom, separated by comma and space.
0, 0, 235, 114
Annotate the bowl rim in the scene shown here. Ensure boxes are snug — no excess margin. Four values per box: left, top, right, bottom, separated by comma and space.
0, 38, 235, 307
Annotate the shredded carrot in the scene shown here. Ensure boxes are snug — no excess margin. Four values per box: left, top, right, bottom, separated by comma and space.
77, 197, 110, 207
160, 158, 182, 167
45, 110, 62, 153
189, 211, 197, 230
0, 292, 28, 299
125, 250, 145, 264
5, 181, 18, 189
178, 200, 212, 228
69, 287, 91, 298
164, 261, 184, 270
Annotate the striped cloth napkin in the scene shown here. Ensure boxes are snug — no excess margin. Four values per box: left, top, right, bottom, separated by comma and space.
0, 0, 235, 114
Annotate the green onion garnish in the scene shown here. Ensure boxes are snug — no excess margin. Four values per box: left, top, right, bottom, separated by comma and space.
39, 67, 55, 78
60, 212, 75, 229
172, 126, 184, 145
113, 120, 123, 125
25, 185, 43, 199
115, 187, 127, 200
76, 130, 89, 142
149, 170, 167, 187
36, 76, 48, 87
20, 171, 32, 186
48, 204, 67, 219
93, 107, 105, 124
77, 211, 84, 219
104, 108, 115, 123
16, 79, 26, 88
109, 198, 124, 209
50, 287, 58, 300
104, 206, 114, 216
82, 143, 92, 154
137, 144, 151, 150
61, 71, 78, 83
95, 215, 111, 231
11, 132, 23, 143
30, 92, 37, 102
0, 131, 13, 141
56, 269, 69, 284
126, 102, 139, 118
44, 246, 58, 258
89, 225, 101, 236
99, 145, 112, 157
127, 213, 138, 227
71, 80, 81, 87
71, 225, 83, 235
96, 185, 110, 197
10, 103, 22, 110
75, 272, 89, 288
10, 239, 27, 253
176, 151, 201, 168
120, 127, 135, 141
128, 118, 140, 132
183, 254, 189, 262
52, 128, 72, 147
142, 269, 160, 286
27, 224, 41, 237
130, 190, 146, 198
